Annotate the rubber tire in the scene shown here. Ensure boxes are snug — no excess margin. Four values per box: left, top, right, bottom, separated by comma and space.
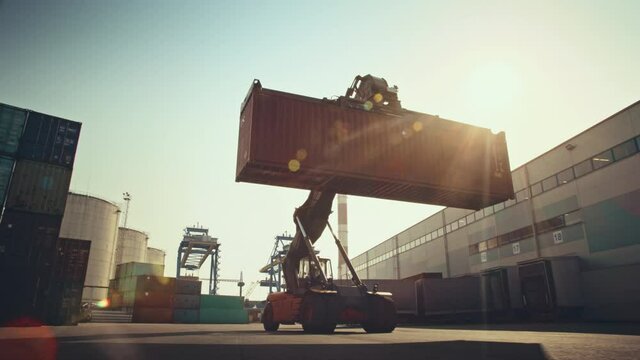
300, 294, 336, 334
362, 296, 397, 333
262, 302, 280, 332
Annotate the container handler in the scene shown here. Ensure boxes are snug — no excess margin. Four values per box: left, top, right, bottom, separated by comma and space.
236, 75, 514, 333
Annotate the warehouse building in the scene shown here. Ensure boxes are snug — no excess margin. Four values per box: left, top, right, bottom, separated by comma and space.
350, 100, 640, 321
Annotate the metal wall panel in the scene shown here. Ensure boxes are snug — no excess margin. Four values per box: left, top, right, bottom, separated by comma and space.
237, 81, 514, 209
18, 111, 81, 168
0, 103, 27, 156
5, 160, 72, 215
0, 156, 14, 205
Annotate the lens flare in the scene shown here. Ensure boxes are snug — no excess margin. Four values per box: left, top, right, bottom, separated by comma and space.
296, 149, 308, 161
373, 93, 383, 103
288, 159, 301, 172
96, 298, 110, 308
412, 121, 423, 132
363, 101, 373, 111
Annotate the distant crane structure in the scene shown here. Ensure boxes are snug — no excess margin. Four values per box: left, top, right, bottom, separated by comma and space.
122, 192, 131, 227
176, 226, 221, 294
259, 233, 295, 293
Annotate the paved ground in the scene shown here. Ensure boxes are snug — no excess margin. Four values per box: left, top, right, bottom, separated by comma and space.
1, 322, 638, 360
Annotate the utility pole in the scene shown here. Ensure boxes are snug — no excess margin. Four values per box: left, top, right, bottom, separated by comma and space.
123, 192, 131, 228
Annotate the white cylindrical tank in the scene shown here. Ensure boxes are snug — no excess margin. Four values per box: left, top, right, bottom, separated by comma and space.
115, 227, 148, 266
59, 192, 120, 302
146, 247, 166, 266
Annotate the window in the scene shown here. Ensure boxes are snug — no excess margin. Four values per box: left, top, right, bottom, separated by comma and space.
573, 159, 593, 178
557, 168, 574, 184
475, 210, 484, 220
530, 182, 543, 196
515, 188, 530, 202
445, 224, 451, 233
504, 198, 516, 208
431, 230, 438, 239
487, 238, 498, 249
478, 241, 487, 252
426, 233, 432, 242
612, 139, 637, 161
592, 149, 613, 169
494, 202, 505, 212
564, 210, 582, 225
535, 215, 565, 233
459, 218, 466, 227
451, 221, 459, 231
469, 244, 479, 255
542, 175, 558, 191
484, 206, 494, 216
466, 213, 475, 224
437, 228, 444, 237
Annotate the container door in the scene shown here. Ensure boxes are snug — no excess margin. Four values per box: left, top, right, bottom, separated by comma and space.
519, 261, 555, 314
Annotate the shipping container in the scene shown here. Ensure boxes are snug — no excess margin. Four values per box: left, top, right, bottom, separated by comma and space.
333, 278, 418, 315
173, 309, 199, 323
0, 210, 62, 324
134, 291, 174, 308
132, 307, 173, 323
117, 262, 163, 277
199, 308, 248, 324
46, 284, 84, 325
236, 81, 514, 210
200, 294, 244, 310
18, 111, 81, 168
0, 156, 15, 205
53, 238, 91, 285
136, 275, 176, 292
0, 103, 27, 156
175, 277, 202, 295
173, 294, 200, 309
5, 160, 72, 215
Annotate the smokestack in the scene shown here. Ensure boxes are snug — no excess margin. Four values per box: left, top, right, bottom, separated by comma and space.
337, 194, 349, 280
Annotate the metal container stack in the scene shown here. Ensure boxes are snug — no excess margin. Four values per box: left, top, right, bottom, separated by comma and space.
199, 294, 248, 324
173, 278, 202, 323
109, 262, 165, 309
0, 103, 82, 326
131, 275, 176, 323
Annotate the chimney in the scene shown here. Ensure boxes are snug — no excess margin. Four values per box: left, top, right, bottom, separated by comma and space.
337, 194, 349, 280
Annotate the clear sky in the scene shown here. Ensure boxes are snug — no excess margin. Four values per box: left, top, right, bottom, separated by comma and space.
1, 0, 639, 299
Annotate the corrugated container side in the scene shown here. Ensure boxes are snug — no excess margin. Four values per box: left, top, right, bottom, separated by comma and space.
173, 294, 200, 309
135, 275, 175, 292
0, 156, 15, 204
0, 210, 62, 323
5, 160, 72, 215
18, 111, 81, 168
199, 308, 248, 324
334, 279, 417, 314
132, 307, 173, 323
54, 238, 91, 286
0, 103, 27, 156
134, 291, 174, 308
175, 278, 202, 295
200, 295, 244, 310
173, 309, 199, 323
236, 83, 514, 210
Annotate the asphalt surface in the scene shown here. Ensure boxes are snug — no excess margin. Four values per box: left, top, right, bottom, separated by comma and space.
1, 322, 638, 360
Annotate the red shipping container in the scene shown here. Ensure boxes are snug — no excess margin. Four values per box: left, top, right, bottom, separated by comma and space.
236, 81, 514, 210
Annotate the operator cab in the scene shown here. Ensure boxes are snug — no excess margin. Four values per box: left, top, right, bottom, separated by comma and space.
298, 256, 333, 288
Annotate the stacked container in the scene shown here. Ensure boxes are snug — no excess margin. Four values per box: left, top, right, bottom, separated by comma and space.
131, 275, 175, 323
199, 294, 248, 324
109, 262, 165, 309
173, 278, 202, 323
0, 103, 82, 325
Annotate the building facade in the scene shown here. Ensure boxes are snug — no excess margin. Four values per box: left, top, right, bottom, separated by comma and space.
350, 100, 640, 321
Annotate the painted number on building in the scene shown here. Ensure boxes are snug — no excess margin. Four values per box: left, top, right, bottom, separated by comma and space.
512, 242, 521, 255
553, 230, 564, 244
480, 252, 487, 263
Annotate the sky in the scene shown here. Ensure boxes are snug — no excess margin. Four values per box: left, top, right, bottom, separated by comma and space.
1, 0, 639, 300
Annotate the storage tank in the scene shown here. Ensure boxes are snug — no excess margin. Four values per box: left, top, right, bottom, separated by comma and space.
59, 192, 120, 302
146, 247, 166, 266
115, 227, 148, 266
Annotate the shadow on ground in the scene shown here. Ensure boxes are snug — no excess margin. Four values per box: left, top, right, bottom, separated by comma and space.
1, 338, 551, 360
408, 322, 640, 336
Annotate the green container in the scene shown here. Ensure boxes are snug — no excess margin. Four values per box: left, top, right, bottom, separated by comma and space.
173, 309, 199, 323
200, 295, 244, 310
130, 263, 164, 277
199, 308, 248, 324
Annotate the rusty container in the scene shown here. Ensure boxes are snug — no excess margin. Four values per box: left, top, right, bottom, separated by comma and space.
236, 80, 514, 210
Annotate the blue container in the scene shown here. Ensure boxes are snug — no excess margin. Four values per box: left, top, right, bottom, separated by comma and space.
18, 111, 81, 168
0, 103, 27, 156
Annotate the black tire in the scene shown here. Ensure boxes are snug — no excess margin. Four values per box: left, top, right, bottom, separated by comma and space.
362, 296, 397, 333
262, 302, 280, 332
300, 294, 337, 334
